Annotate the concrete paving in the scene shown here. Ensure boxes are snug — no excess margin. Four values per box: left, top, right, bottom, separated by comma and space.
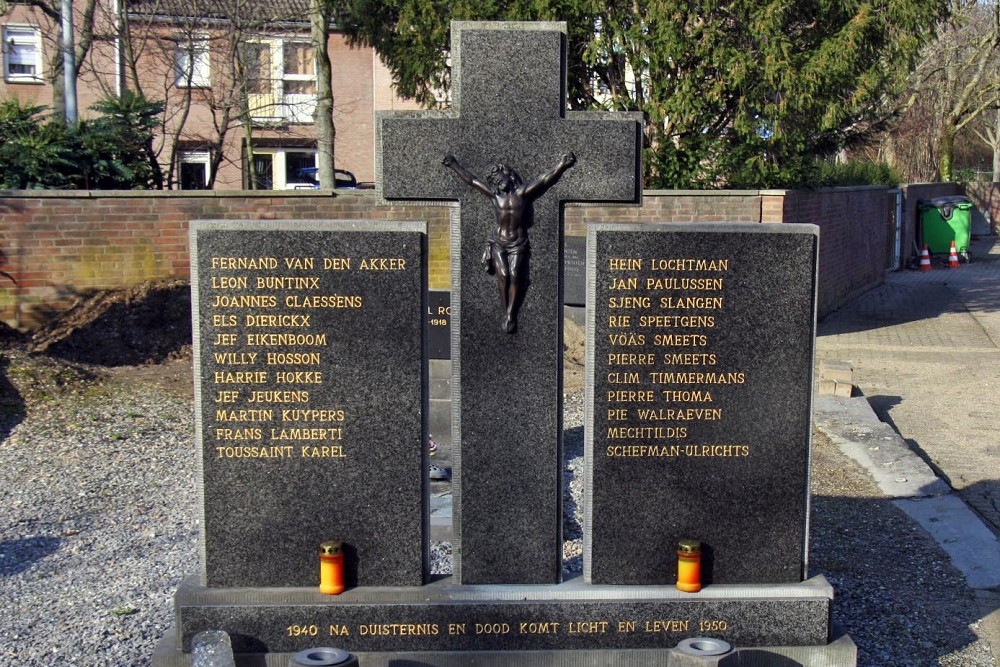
816, 235, 1000, 662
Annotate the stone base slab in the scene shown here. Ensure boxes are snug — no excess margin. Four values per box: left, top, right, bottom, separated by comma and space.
153, 629, 856, 667
165, 575, 833, 654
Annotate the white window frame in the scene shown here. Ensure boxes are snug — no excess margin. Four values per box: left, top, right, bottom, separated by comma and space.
177, 150, 212, 189
174, 35, 210, 88
249, 148, 317, 190
246, 37, 316, 123
3, 25, 43, 84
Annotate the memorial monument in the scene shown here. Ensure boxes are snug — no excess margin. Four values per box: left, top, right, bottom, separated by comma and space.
153, 22, 855, 667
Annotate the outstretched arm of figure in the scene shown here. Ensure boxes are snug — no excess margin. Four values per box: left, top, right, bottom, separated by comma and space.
443, 155, 493, 197
522, 152, 575, 198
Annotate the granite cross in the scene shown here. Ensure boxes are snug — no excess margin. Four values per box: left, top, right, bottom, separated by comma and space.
378, 21, 640, 584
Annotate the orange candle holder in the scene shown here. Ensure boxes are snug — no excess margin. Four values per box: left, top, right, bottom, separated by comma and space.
676, 539, 702, 593
319, 541, 345, 595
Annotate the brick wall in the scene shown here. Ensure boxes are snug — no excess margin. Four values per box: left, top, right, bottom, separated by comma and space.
964, 182, 999, 236
2, 187, 899, 329
775, 187, 892, 315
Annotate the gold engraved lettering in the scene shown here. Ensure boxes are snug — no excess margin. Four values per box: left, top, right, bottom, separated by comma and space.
608, 315, 631, 327
284, 257, 314, 270
359, 624, 440, 636
359, 257, 407, 270
214, 371, 268, 384
216, 409, 273, 422
282, 409, 345, 422
215, 428, 262, 440
274, 371, 323, 384
608, 409, 628, 420
323, 257, 351, 270
637, 315, 716, 328
474, 623, 510, 635
606, 445, 682, 457
213, 352, 257, 365
285, 295, 363, 308
648, 258, 729, 271
610, 277, 637, 290
607, 353, 655, 365
329, 624, 350, 636
649, 371, 745, 384
212, 295, 277, 308
644, 620, 690, 633
699, 620, 730, 632
652, 334, 709, 347
608, 258, 642, 270
266, 352, 321, 365
212, 257, 278, 270
661, 390, 714, 402
607, 390, 653, 402
212, 315, 237, 327
607, 372, 640, 384
618, 621, 637, 633
609, 296, 650, 309
246, 333, 327, 346
645, 277, 724, 290
211, 276, 247, 289
684, 445, 750, 457
214, 390, 239, 403
300, 445, 347, 458
213, 333, 237, 345
245, 314, 310, 327
568, 621, 609, 634
607, 333, 645, 346
217, 445, 294, 458
286, 624, 319, 637
659, 296, 724, 310
448, 623, 467, 635
273, 427, 342, 441
662, 353, 717, 365
640, 407, 723, 421
607, 427, 687, 439
519, 622, 561, 634
247, 390, 310, 403
256, 276, 320, 290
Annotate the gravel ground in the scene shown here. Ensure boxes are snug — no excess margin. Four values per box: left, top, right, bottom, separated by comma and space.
1, 347, 996, 666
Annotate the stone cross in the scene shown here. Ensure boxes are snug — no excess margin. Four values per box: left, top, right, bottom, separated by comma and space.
378, 21, 640, 584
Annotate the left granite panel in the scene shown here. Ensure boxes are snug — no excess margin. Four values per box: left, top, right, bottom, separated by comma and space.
190, 220, 427, 588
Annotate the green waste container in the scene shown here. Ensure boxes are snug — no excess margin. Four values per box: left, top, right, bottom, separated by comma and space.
918, 196, 973, 255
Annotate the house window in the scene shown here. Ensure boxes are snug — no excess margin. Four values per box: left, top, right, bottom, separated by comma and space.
174, 37, 209, 88
178, 151, 211, 189
4, 26, 42, 83
243, 38, 316, 123
248, 148, 317, 190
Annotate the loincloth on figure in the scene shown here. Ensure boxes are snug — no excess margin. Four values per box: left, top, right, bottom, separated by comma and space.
482, 234, 529, 275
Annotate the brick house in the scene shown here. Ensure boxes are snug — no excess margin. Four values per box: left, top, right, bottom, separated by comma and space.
0, 0, 419, 189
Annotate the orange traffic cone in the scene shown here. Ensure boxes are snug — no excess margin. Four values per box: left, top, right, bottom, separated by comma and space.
919, 245, 932, 271
948, 241, 961, 268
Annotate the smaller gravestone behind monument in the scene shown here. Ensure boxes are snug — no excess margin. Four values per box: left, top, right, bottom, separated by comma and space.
191, 220, 426, 588
586, 222, 818, 585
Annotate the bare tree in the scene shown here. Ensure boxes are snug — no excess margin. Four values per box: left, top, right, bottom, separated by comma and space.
896, 0, 1000, 181
23, 0, 99, 122
310, 0, 335, 189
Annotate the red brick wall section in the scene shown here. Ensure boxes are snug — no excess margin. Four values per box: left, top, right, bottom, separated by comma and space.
776, 187, 892, 315
964, 182, 999, 236
2, 188, 896, 329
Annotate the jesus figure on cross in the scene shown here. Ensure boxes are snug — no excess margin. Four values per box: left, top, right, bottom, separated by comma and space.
443, 152, 576, 333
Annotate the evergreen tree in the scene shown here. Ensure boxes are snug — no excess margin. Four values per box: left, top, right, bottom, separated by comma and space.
336, 0, 949, 188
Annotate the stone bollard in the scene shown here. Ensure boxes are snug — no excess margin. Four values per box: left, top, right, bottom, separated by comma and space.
669, 637, 737, 666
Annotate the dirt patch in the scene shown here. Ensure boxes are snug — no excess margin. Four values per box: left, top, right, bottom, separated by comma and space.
28, 280, 192, 367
